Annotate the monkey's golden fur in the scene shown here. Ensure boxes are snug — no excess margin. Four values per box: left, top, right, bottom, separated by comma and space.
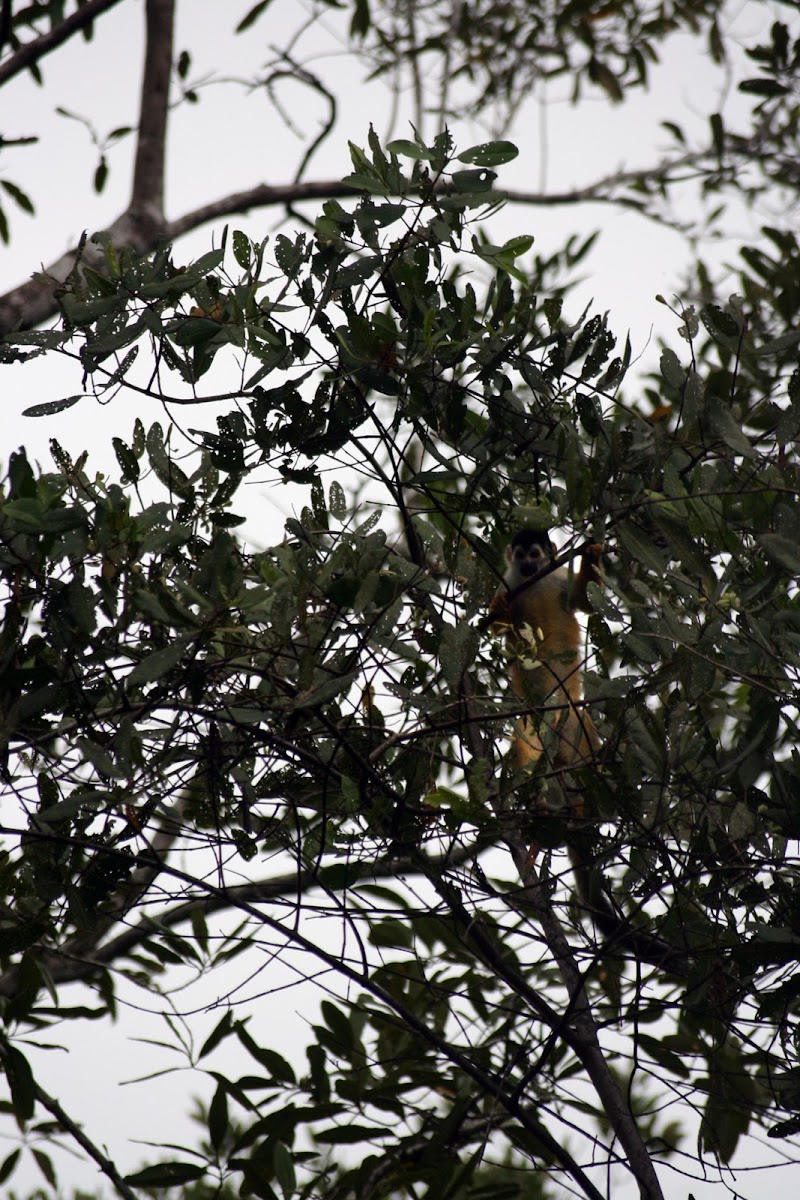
490, 531, 603, 788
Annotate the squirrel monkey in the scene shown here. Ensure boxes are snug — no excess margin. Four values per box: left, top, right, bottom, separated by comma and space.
490, 528, 602, 783
489, 529, 687, 974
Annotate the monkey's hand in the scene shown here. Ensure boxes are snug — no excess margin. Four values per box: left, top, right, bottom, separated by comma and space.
585, 543, 604, 587
487, 586, 513, 633
571, 543, 604, 611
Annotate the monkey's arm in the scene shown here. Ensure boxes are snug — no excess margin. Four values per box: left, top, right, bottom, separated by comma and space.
487, 585, 513, 632
568, 543, 603, 612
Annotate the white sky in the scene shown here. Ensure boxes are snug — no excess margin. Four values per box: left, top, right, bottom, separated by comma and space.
1, 2, 795, 1197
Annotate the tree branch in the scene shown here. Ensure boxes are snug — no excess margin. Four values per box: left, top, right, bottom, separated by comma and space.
0, 141, 716, 336
0, 0, 12, 57
163, 179, 366, 239
31, 1074, 139, 1200
127, 0, 173, 230
514, 856, 667, 1200
0, 0, 124, 87
0, 838, 480, 996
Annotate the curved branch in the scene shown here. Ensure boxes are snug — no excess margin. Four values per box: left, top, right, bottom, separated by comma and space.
0, 149, 714, 335
0, 839, 481, 996
425, 858, 666, 1199
0, 0, 124, 87
164, 178, 363, 239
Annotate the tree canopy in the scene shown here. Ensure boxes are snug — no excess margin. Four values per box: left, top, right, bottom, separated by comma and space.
2, 3, 800, 1199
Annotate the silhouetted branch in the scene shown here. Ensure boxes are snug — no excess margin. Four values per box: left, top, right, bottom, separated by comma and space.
0, 831, 480, 995
127, 0, 174, 231
29, 1074, 138, 1200
0, 0, 124, 86
0, 149, 714, 334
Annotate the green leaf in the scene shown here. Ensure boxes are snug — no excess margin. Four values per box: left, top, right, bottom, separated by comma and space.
588, 57, 623, 101
456, 140, 518, 167
4, 1045, 35, 1122
660, 347, 686, 389
146, 422, 194, 498
707, 400, 757, 458
739, 78, 789, 97
127, 641, 188, 686
232, 229, 251, 269
369, 919, 412, 949
758, 533, 800, 574
273, 1143, 296, 1197
342, 172, 389, 196
94, 156, 108, 194
329, 480, 346, 520
236, 1024, 297, 1084
451, 168, 497, 193
636, 1034, 691, 1079
0, 180, 34, 214
756, 330, 800, 357
32, 1148, 56, 1188
500, 234, 534, 258
208, 1081, 228, 1151
112, 437, 140, 482
199, 1010, 235, 1059
306, 1044, 330, 1101
291, 671, 358, 710
22, 395, 83, 418
0, 920, 49, 957
236, 0, 273, 32
439, 622, 478, 689
0, 1149, 20, 1186
320, 1001, 353, 1051
769, 1115, 800, 1139
124, 1162, 206, 1187
386, 138, 429, 160
316, 1124, 388, 1144
350, 0, 370, 39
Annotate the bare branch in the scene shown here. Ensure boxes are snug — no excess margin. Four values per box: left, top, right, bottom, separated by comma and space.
0, 0, 124, 87
0, 150, 714, 335
164, 179, 363, 239
30, 1074, 139, 1200
127, 0, 174, 230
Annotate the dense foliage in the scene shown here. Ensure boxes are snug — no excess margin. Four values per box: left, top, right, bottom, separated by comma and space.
2, 3, 800, 1199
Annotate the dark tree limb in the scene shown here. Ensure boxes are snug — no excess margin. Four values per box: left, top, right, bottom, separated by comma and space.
0, 835, 480, 996
0, 0, 12, 56
0, 144, 715, 335
29, 1076, 138, 1200
510, 839, 667, 1200
127, 0, 173, 233
0, 0, 124, 86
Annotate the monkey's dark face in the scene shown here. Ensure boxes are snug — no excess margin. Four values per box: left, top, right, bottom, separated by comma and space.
507, 531, 553, 580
